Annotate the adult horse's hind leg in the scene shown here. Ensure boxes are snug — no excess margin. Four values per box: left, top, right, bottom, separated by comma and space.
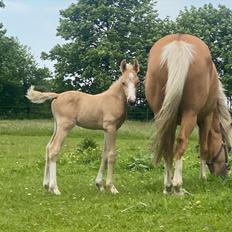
173, 111, 197, 195
163, 157, 173, 194
46, 119, 74, 195
95, 133, 108, 191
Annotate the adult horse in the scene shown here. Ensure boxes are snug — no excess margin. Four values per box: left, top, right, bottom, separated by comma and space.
26, 59, 140, 195
145, 34, 231, 195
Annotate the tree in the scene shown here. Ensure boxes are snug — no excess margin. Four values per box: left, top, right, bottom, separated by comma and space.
175, 4, 232, 96
0, 35, 52, 117
44, 0, 168, 94
0, 0, 4, 8
0, 1, 52, 118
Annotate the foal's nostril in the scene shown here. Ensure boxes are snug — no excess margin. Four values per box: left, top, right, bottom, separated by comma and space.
128, 99, 136, 106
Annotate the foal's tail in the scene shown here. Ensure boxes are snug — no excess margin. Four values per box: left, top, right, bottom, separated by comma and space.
26, 86, 59, 104
153, 41, 195, 164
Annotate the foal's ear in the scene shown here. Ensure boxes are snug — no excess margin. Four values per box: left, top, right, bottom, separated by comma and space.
120, 59, 127, 73
133, 59, 140, 73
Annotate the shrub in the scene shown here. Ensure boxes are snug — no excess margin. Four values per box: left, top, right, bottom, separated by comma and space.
60, 138, 101, 165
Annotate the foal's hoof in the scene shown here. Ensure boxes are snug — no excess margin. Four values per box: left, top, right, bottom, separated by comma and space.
49, 187, 61, 195
96, 182, 105, 192
109, 185, 119, 194
43, 183, 49, 190
200, 174, 207, 180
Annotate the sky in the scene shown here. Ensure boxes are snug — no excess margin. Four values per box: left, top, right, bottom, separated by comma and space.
0, 0, 232, 71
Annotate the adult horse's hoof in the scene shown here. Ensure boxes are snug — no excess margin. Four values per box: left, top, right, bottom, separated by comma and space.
200, 174, 207, 180
173, 186, 193, 196
163, 185, 172, 195
173, 186, 185, 196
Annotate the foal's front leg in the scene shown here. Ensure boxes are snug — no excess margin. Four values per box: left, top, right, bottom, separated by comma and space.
105, 126, 118, 194
95, 135, 107, 191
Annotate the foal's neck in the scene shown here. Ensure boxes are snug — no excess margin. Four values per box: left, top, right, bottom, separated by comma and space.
108, 79, 126, 101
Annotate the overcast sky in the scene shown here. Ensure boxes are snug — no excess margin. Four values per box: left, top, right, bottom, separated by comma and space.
0, 0, 232, 70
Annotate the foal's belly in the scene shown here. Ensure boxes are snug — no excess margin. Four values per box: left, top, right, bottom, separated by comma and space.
76, 114, 103, 130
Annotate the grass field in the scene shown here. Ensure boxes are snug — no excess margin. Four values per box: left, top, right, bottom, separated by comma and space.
1, 120, 232, 232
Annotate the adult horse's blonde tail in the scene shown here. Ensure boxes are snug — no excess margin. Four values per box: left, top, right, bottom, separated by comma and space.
217, 81, 232, 148
153, 41, 195, 164
26, 86, 59, 104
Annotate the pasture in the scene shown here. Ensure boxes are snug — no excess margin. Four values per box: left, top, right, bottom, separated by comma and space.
0, 120, 232, 232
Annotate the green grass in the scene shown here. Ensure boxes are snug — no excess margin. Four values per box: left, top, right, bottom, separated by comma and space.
0, 120, 232, 232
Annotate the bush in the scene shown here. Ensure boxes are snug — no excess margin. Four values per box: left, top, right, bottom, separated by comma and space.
60, 138, 101, 165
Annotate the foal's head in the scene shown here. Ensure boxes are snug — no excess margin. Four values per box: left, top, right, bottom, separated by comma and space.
206, 122, 230, 177
119, 59, 140, 105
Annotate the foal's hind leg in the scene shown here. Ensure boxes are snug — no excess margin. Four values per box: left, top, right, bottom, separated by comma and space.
173, 111, 197, 195
43, 120, 57, 189
95, 134, 107, 191
46, 119, 74, 195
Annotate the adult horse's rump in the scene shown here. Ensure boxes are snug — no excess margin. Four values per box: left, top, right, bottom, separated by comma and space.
145, 34, 231, 195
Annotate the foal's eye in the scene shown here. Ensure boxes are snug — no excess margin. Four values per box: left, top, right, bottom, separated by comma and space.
122, 82, 126, 86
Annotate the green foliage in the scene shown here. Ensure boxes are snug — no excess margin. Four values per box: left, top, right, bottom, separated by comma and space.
0, 0, 4, 8
1, 2, 232, 119
0, 23, 52, 118
175, 4, 232, 95
60, 138, 101, 165
45, 0, 164, 93
126, 150, 153, 172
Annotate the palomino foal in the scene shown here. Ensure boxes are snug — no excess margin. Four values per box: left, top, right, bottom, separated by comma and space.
26, 60, 140, 195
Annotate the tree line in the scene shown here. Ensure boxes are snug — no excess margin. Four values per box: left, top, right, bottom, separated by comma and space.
1, 0, 232, 119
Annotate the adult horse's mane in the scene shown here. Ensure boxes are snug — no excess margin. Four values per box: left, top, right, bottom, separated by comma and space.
217, 81, 232, 148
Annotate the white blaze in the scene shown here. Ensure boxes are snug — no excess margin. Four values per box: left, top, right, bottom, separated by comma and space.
127, 72, 136, 102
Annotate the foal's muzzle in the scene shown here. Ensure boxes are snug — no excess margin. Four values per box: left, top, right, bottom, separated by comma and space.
127, 99, 136, 106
